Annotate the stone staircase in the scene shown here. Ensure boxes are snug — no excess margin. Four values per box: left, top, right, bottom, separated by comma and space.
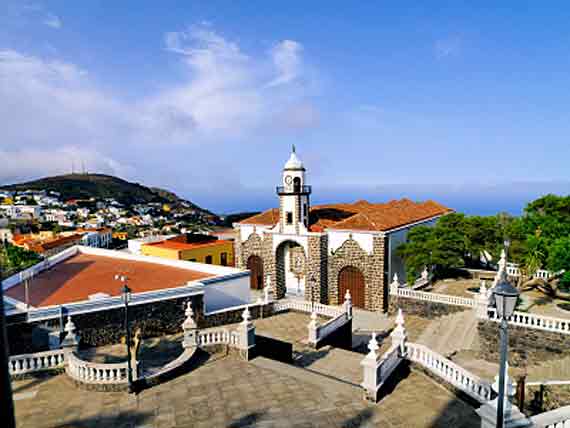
416, 309, 480, 357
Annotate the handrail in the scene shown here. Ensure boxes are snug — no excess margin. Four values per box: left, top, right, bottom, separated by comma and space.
487, 307, 570, 335
66, 352, 130, 384
405, 342, 492, 403
530, 405, 570, 428
391, 287, 476, 308
317, 312, 350, 341
9, 349, 66, 375
273, 299, 343, 318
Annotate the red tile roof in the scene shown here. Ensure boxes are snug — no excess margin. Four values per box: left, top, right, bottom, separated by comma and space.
4, 253, 213, 307
239, 199, 452, 232
239, 208, 280, 226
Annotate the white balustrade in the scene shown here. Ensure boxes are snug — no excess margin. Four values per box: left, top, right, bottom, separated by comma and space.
487, 307, 570, 335
273, 300, 344, 318
66, 352, 129, 384
391, 287, 476, 308
405, 342, 492, 403
531, 405, 570, 428
9, 349, 66, 375
317, 313, 349, 341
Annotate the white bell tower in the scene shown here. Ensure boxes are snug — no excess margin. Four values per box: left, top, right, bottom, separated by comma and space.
277, 146, 311, 234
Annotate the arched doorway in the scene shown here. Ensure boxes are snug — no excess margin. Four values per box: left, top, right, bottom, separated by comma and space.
247, 255, 264, 290
338, 266, 365, 308
275, 240, 306, 296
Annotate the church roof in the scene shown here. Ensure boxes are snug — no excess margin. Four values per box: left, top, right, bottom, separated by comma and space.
239, 199, 452, 232
238, 208, 280, 226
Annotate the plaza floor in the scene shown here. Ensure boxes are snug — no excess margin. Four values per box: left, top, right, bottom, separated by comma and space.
12, 352, 481, 428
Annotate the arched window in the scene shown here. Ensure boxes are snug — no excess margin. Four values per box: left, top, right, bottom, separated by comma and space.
293, 177, 301, 193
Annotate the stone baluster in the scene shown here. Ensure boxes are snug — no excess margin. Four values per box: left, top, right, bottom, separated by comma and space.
182, 301, 199, 349
237, 307, 255, 360
361, 332, 381, 402
344, 289, 353, 319
476, 362, 532, 428
307, 309, 319, 345
390, 273, 400, 294
475, 281, 490, 319
390, 309, 407, 356
61, 316, 80, 351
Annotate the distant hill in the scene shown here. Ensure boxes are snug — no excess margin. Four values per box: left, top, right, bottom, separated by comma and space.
2, 173, 215, 215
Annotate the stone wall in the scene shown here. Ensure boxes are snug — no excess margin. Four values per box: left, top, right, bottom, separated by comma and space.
72, 296, 201, 347
478, 321, 570, 367
308, 234, 328, 304
327, 236, 387, 311
389, 296, 469, 319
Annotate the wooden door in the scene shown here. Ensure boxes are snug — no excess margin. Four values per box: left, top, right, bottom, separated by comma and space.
338, 266, 365, 308
247, 255, 264, 290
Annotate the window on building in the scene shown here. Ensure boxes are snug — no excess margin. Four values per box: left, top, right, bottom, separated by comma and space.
286, 212, 293, 224
221, 252, 228, 266
303, 203, 308, 218
189, 258, 197, 262
205, 255, 213, 264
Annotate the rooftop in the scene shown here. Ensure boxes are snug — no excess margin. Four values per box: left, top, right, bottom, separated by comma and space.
4, 251, 214, 307
143, 236, 233, 251
240, 199, 452, 232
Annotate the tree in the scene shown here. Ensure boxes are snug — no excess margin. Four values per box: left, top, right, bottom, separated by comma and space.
521, 232, 548, 279
547, 237, 570, 273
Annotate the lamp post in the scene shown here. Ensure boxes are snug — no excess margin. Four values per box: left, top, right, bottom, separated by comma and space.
115, 275, 133, 393
492, 269, 520, 428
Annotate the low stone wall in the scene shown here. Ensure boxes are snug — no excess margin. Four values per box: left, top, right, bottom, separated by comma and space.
389, 296, 469, 319
478, 320, 570, 367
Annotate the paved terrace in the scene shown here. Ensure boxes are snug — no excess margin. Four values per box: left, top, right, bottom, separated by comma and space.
13, 352, 480, 428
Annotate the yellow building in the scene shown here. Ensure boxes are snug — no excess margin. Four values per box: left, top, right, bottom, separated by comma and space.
141, 235, 234, 266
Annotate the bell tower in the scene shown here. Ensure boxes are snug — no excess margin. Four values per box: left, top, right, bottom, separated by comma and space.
277, 145, 312, 234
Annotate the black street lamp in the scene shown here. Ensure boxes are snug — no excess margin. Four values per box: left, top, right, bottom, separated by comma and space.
492, 269, 520, 428
116, 275, 133, 393
309, 274, 316, 311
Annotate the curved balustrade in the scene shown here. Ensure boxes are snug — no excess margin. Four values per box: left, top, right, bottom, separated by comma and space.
392, 288, 476, 308
66, 352, 129, 384
488, 308, 570, 335
405, 342, 492, 403
9, 349, 66, 375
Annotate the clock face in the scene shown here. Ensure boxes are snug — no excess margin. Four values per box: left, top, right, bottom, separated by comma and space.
284, 175, 293, 185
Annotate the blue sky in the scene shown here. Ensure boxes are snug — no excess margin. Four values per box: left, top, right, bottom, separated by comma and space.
1, 2, 569, 215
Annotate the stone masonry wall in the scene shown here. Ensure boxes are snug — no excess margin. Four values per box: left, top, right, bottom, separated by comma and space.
478, 320, 570, 367
308, 234, 328, 304
328, 236, 387, 311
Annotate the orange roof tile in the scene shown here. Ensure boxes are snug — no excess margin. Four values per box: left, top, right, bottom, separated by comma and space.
239, 199, 451, 232
239, 208, 280, 226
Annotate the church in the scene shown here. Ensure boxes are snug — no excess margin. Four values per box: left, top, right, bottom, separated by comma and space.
234, 148, 452, 312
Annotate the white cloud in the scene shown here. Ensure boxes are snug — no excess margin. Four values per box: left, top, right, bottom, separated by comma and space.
44, 13, 62, 29
434, 36, 461, 59
0, 24, 319, 187
267, 40, 303, 87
